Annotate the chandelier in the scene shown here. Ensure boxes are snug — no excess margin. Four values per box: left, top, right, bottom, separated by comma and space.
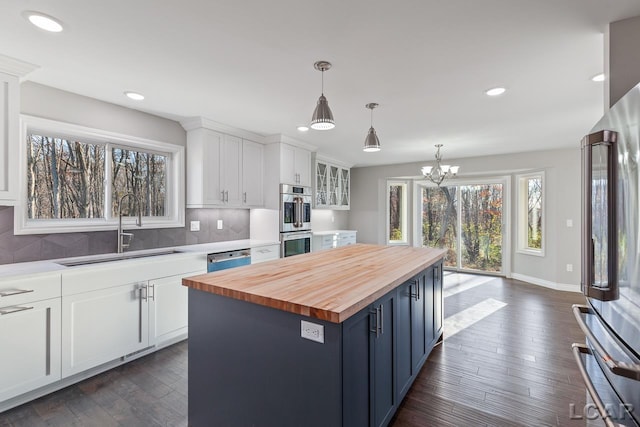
421, 144, 459, 186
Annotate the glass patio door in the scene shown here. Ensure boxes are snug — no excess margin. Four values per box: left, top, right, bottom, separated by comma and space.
422, 182, 505, 274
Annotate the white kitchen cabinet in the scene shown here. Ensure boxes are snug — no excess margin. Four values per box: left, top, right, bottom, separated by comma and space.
250, 244, 280, 264
314, 157, 350, 209
148, 270, 203, 346
281, 143, 311, 186
186, 127, 264, 208
0, 71, 19, 205
242, 139, 264, 207
0, 272, 62, 403
312, 230, 357, 251
61, 281, 149, 377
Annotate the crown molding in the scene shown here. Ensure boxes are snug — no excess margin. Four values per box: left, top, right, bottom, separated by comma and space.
263, 134, 317, 152
180, 116, 266, 143
0, 54, 39, 78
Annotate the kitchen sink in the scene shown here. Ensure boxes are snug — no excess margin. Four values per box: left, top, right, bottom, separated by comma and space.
55, 249, 181, 267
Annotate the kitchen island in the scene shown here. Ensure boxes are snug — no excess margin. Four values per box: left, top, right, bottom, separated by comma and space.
183, 244, 446, 427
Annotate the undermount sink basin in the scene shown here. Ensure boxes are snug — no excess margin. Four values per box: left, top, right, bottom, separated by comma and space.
56, 249, 181, 267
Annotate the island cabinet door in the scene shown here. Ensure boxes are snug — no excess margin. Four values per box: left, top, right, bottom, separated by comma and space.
342, 291, 397, 427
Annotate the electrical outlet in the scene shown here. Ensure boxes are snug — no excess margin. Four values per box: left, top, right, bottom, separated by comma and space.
217, 219, 223, 230
301, 320, 324, 344
566, 219, 573, 227
190, 221, 200, 232
566, 264, 573, 272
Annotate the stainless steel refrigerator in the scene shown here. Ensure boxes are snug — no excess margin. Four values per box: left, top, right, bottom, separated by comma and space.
575, 84, 640, 427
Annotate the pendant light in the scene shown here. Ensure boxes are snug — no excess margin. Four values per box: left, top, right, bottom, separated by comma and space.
363, 103, 381, 152
310, 61, 335, 130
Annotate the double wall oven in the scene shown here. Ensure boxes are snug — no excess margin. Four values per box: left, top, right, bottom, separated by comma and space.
280, 184, 312, 257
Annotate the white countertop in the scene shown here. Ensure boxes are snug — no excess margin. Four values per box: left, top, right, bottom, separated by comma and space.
0, 239, 280, 279
312, 230, 358, 236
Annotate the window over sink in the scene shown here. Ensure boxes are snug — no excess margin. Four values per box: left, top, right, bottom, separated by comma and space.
16, 115, 184, 234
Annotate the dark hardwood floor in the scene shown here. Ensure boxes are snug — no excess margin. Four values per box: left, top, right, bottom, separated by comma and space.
1, 273, 589, 426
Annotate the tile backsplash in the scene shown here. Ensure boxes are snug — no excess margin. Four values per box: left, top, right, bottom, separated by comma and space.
0, 207, 250, 265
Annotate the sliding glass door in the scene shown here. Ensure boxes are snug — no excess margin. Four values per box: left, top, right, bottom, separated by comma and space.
421, 181, 505, 274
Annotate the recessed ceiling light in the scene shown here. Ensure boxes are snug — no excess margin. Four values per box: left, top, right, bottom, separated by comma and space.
24, 11, 64, 32
297, 125, 309, 132
591, 73, 606, 82
124, 91, 145, 101
485, 87, 506, 97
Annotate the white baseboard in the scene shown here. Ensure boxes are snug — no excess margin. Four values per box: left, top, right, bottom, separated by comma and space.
510, 273, 581, 293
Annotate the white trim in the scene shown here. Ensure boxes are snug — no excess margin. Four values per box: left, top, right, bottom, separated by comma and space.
511, 272, 581, 293
516, 170, 545, 256
0, 54, 39, 78
263, 133, 317, 152
15, 115, 185, 235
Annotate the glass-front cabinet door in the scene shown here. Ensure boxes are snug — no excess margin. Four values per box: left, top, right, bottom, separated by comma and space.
313, 158, 351, 210
316, 162, 328, 206
340, 168, 350, 207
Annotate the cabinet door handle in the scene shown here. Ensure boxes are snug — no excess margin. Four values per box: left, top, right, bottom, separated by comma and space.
0, 305, 34, 315
0, 289, 34, 297
379, 304, 384, 336
410, 279, 420, 301
243, 192, 247, 203
370, 308, 379, 337
221, 190, 225, 201
149, 283, 155, 301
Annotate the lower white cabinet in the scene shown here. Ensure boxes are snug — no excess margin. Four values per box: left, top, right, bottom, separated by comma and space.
62, 281, 149, 378
0, 297, 61, 402
312, 231, 357, 251
149, 270, 202, 346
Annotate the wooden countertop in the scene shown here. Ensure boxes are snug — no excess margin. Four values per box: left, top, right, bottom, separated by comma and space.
182, 244, 446, 323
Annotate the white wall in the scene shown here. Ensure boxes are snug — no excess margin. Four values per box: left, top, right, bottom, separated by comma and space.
20, 82, 186, 146
311, 209, 349, 231
349, 147, 581, 289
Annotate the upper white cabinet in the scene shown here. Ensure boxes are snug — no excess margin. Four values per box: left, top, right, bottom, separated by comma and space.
314, 156, 351, 210
280, 143, 311, 186
0, 56, 38, 206
0, 72, 19, 205
184, 120, 264, 208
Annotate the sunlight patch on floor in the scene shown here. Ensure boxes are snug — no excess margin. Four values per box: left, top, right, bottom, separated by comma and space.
444, 298, 507, 339
443, 273, 495, 298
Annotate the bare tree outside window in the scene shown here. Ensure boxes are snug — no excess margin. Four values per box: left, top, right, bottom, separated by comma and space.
27, 134, 105, 219
27, 133, 167, 221
111, 148, 167, 217
527, 177, 542, 249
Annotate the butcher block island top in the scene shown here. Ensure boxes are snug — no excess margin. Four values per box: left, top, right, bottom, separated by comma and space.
182, 243, 446, 323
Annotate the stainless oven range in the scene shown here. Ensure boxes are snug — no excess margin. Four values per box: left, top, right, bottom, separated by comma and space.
279, 184, 312, 257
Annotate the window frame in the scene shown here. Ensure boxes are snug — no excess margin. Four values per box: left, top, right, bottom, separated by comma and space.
386, 180, 409, 245
516, 171, 545, 257
15, 115, 185, 235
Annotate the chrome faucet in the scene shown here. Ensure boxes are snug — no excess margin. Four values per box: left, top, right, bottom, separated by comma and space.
117, 193, 143, 253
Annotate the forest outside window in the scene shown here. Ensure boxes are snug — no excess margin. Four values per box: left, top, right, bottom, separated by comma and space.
517, 172, 544, 256
18, 116, 184, 234
387, 181, 408, 245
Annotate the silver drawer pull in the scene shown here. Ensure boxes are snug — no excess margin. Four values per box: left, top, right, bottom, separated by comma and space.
0, 306, 34, 315
573, 304, 640, 381
0, 289, 35, 297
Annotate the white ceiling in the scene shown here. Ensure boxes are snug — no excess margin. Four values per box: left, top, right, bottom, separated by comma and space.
2, 1, 640, 167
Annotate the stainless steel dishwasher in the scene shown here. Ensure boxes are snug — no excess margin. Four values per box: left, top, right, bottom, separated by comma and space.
206, 249, 251, 273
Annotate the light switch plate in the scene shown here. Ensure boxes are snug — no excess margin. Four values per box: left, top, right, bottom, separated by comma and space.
301, 320, 324, 344
566, 219, 573, 227
217, 219, 223, 230
190, 221, 200, 232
